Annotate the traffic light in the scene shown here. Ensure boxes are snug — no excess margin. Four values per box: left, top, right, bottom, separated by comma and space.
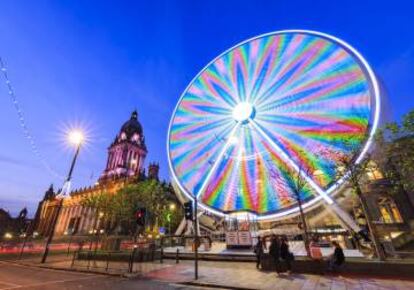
358, 228, 371, 242
184, 201, 193, 221
136, 208, 146, 226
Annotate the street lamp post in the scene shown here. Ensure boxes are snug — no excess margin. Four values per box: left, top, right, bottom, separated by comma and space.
19, 221, 32, 260
41, 130, 83, 263
168, 203, 176, 235
194, 198, 199, 280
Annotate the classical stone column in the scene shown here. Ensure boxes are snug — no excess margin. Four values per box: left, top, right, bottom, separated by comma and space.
78, 206, 86, 234
54, 207, 66, 235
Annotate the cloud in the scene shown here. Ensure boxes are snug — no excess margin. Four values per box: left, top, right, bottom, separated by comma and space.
0, 154, 41, 171
0, 154, 28, 167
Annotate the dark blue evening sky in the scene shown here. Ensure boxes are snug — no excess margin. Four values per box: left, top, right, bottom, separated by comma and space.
0, 1, 413, 216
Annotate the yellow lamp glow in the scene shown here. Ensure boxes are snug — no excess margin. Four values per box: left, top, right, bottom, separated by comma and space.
68, 130, 84, 146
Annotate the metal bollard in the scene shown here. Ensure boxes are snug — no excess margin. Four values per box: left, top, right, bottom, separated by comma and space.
128, 253, 132, 273
71, 251, 77, 268
87, 251, 92, 270
160, 246, 164, 264
106, 252, 110, 272
151, 247, 154, 261
176, 248, 180, 264
129, 246, 137, 273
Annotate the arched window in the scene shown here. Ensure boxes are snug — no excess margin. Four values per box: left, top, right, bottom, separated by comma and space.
313, 169, 327, 186
378, 197, 403, 224
132, 133, 139, 142
366, 161, 383, 180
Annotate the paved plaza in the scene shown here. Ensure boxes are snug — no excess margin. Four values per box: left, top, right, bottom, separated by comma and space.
143, 260, 414, 289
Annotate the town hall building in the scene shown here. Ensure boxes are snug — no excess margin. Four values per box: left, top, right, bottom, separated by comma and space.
34, 111, 160, 237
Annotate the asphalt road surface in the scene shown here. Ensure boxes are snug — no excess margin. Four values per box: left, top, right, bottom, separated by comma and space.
0, 262, 209, 290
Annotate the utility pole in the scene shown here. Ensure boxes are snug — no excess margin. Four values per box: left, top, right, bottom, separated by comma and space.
295, 191, 310, 257
19, 221, 32, 260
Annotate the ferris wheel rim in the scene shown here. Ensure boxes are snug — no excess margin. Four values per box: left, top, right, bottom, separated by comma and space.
166, 29, 381, 221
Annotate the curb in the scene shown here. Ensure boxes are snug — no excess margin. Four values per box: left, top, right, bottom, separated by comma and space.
179, 281, 257, 290
8, 261, 123, 277
122, 272, 144, 278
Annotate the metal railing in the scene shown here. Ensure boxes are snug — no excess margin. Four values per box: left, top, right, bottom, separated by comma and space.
159, 235, 212, 263
70, 242, 159, 274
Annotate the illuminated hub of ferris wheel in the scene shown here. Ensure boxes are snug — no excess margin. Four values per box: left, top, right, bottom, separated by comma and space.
232, 102, 255, 123
167, 30, 380, 224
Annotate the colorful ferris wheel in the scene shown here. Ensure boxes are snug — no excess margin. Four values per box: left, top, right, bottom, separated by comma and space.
167, 30, 380, 220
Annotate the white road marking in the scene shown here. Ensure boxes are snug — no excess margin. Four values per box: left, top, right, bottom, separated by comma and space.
0, 275, 99, 289
0, 261, 101, 289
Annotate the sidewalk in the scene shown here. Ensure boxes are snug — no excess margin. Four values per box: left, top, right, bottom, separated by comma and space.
9, 255, 414, 289
147, 260, 414, 289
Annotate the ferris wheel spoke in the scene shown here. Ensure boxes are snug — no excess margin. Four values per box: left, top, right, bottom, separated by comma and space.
195, 122, 241, 199
252, 36, 313, 107
249, 119, 334, 204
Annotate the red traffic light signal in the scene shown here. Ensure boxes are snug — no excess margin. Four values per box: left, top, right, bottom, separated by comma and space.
136, 208, 146, 226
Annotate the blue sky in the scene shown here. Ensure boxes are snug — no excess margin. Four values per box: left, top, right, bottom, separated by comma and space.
0, 0, 413, 216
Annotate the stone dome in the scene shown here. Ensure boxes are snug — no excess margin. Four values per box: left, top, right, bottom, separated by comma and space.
120, 110, 143, 139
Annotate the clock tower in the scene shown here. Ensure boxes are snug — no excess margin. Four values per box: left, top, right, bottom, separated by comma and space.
99, 111, 147, 182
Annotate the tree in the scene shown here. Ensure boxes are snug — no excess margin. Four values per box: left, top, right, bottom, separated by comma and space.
81, 179, 182, 239
80, 191, 117, 250
375, 109, 414, 198
114, 180, 181, 233
323, 137, 385, 260
290, 164, 312, 257
270, 149, 314, 257
80, 191, 116, 233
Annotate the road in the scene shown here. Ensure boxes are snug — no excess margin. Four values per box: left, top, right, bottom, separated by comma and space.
0, 262, 207, 290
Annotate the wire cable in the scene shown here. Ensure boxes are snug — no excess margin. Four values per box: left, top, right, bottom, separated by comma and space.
0, 57, 63, 179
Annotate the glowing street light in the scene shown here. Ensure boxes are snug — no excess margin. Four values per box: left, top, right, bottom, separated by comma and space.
167, 203, 176, 235
4, 232, 13, 239
68, 130, 84, 146
63, 129, 85, 193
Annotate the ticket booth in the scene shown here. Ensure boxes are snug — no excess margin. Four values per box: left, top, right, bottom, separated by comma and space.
225, 216, 257, 249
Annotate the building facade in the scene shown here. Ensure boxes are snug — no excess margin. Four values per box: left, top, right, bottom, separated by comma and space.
361, 178, 414, 250
0, 208, 30, 238
34, 111, 159, 237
